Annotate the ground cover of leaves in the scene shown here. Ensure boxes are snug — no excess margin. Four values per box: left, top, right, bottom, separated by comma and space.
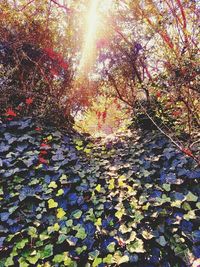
0, 118, 200, 267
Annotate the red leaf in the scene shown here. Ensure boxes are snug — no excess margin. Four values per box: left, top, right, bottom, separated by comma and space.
40, 143, 51, 149
38, 157, 48, 164
97, 112, 101, 120
102, 111, 107, 123
5, 108, 17, 117
26, 98, 33, 105
98, 122, 102, 130
35, 127, 42, 131
156, 92, 161, 98
118, 239, 125, 247
59, 61, 68, 70
50, 68, 59, 77
172, 110, 181, 117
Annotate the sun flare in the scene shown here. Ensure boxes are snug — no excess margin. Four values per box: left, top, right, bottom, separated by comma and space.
77, 0, 112, 77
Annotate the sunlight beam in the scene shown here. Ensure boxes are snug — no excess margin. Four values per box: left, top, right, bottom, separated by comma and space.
77, 0, 100, 77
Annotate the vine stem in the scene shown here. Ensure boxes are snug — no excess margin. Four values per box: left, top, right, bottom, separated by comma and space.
138, 102, 199, 165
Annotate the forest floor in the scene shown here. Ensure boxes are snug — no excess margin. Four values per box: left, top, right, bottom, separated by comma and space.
0, 118, 200, 267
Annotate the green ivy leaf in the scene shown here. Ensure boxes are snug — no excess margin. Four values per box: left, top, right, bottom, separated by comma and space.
72, 210, 82, 219
27, 253, 40, 265
28, 227, 37, 238
127, 238, 145, 253
58, 234, 67, 244
5, 257, 14, 267
53, 254, 64, 263
186, 192, 198, 202
76, 245, 87, 255
66, 219, 73, 227
40, 244, 53, 259
18, 257, 29, 267
107, 242, 115, 253
15, 238, 29, 249
103, 254, 113, 264
162, 184, 171, 192
75, 227, 87, 240
92, 258, 102, 267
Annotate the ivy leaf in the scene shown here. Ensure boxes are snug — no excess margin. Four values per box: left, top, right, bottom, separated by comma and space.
192, 231, 200, 243
107, 242, 116, 252
28, 227, 37, 238
18, 257, 29, 267
16, 238, 29, 249
75, 227, 87, 240
186, 192, 198, 202
58, 234, 67, 244
72, 210, 82, 219
53, 254, 64, 263
127, 238, 145, 253
53, 223, 60, 231
103, 254, 113, 264
40, 244, 53, 259
142, 230, 154, 240
27, 253, 40, 265
48, 199, 58, 209
56, 189, 64, 196
76, 245, 87, 255
92, 258, 102, 267
0, 212, 9, 222
95, 218, 102, 227
48, 181, 57, 189
5, 257, 14, 267
65, 219, 73, 227
95, 184, 101, 192
115, 209, 124, 220
156, 236, 167, 246
117, 255, 129, 265
46, 135, 53, 141
162, 184, 171, 192
57, 208, 66, 219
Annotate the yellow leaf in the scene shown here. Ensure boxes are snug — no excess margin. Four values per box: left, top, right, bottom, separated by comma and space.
46, 135, 53, 141
56, 189, 64, 196
119, 180, 125, 187
48, 181, 57, 189
95, 184, 101, 192
57, 208, 66, 219
108, 179, 114, 190
48, 199, 58, 209
53, 223, 60, 231
95, 218, 102, 227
